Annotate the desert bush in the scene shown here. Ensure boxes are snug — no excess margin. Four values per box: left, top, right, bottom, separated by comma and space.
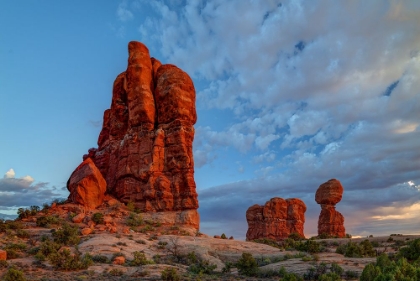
252, 238, 283, 249
48, 249, 93, 270
126, 213, 143, 227
289, 232, 304, 241
38, 238, 61, 257
92, 255, 109, 263
16, 229, 30, 239
303, 262, 328, 280
295, 239, 323, 253
220, 233, 227, 239
188, 259, 217, 274
91, 213, 104, 224
126, 201, 135, 212
398, 238, 420, 261
140, 225, 155, 233
1, 221, 23, 231
108, 268, 124, 276
130, 251, 153, 266
36, 215, 61, 227
360, 253, 420, 281
336, 240, 376, 258
161, 268, 180, 281
236, 252, 258, 277
318, 272, 341, 281
0, 260, 8, 268
330, 262, 343, 276
222, 261, 233, 273
3, 266, 26, 281
52, 223, 80, 245
345, 270, 359, 278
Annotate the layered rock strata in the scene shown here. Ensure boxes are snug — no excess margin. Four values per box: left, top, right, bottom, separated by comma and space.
246, 197, 306, 241
68, 41, 199, 228
315, 179, 345, 237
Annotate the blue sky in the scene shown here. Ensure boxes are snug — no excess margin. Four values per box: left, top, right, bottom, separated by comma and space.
1, 0, 419, 239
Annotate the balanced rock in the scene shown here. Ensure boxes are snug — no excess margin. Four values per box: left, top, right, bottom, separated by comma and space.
75, 41, 199, 228
246, 197, 306, 241
315, 179, 345, 237
67, 158, 107, 210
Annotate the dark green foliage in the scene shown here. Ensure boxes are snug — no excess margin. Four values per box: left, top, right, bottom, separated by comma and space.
236, 252, 259, 277
186, 251, 216, 274
330, 262, 343, 276
289, 232, 304, 241
48, 249, 93, 270
52, 223, 80, 245
0, 220, 23, 232
345, 270, 359, 278
126, 213, 144, 227
3, 267, 26, 281
336, 240, 376, 257
222, 261, 233, 273
38, 238, 61, 257
108, 268, 124, 276
92, 255, 109, 263
318, 272, 341, 281
161, 268, 180, 281
360, 253, 420, 281
36, 215, 61, 227
252, 238, 284, 249
221, 233, 227, 239
399, 238, 420, 261
295, 239, 323, 253
303, 262, 328, 280
130, 251, 153, 266
0, 260, 8, 268
16, 229, 29, 239
91, 213, 104, 224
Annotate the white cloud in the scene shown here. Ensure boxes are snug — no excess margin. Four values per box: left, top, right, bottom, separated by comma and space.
117, 1, 134, 22
4, 169, 15, 179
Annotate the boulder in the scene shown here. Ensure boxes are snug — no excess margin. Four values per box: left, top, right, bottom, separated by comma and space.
67, 158, 107, 210
0, 250, 6, 260
315, 179, 346, 237
246, 197, 306, 241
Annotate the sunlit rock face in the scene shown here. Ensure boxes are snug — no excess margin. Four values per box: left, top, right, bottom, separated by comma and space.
246, 197, 306, 241
315, 179, 346, 237
69, 41, 199, 229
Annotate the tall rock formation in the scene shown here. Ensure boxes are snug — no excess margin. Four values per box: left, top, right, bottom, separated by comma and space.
246, 197, 306, 241
315, 179, 345, 237
68, 41, 199, 228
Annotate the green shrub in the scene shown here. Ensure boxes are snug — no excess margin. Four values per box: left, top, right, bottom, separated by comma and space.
48, 249, 93, 270
108, 268, 124, 276
92, 255, 109, 263
398, 238, 420, 261
52, 223, 80, 245
36, 215, 61, 227
38, 238, 61, 257
222, 261, 233, 273
318, 272, 341, 281
252, 238, 283, 249
91, 213, 104, 224
130, 251, 153, 266
289, 232, 304, 241
295, 240, 323, 253
221, 233, 227, 239
16, 229, 30, 239
236, 252, 258, 277
0, 260, 8, 268
126, 213, 143, 227
336, 240, 376, 258
161, 268, 180, 281
330, 262, 343, 276
3, 267, 26, 281
5, 249, 19, 259
188, 259, 217, 274
126, 201, 135, 212
345, 270, 359, 278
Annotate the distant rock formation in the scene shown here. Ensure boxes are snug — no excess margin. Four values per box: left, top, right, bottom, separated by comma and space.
67, 41, 199, 229
246, 197, 306, 241
315, 179, 345, 237
67, 158, 107, 210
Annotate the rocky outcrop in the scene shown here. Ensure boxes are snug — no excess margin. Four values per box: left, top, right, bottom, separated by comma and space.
246, 197, 306, 241
71, 41, 199, 228
67, 158, 107, 210
315, 179, 345, 237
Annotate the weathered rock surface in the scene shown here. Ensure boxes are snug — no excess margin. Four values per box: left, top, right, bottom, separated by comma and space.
72, 41, 199, 228
67, 158, 107, 210
0, 249, 6, 260
316, 179, 346, 237
246, 197, 306, 241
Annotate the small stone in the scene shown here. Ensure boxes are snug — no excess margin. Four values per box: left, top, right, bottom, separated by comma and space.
113, 256, 125, 265
72, 213, 85, 223
81, 228, 92, 236
0, 250, 7, 260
